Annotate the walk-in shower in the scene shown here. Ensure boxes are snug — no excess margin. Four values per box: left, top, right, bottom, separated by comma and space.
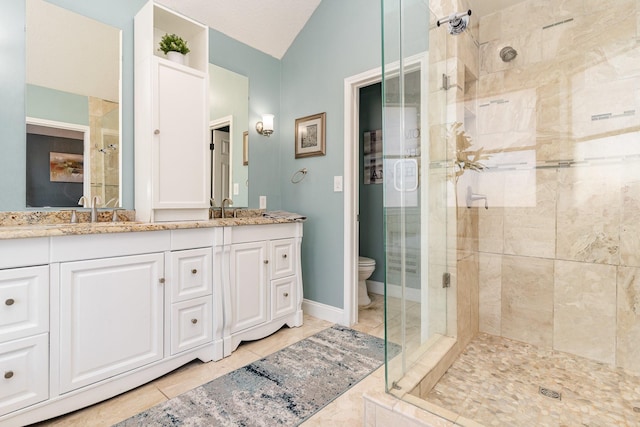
381, 0, 640, 425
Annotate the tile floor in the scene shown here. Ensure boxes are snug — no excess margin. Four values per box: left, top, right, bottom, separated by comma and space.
424, 333, 640, 427
32, 294, 389, 426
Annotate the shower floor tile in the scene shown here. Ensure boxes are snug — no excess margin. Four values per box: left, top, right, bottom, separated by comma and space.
423, 333, 640, 426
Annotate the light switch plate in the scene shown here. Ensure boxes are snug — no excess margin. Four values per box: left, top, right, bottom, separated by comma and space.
233, 183, 239, 195
259, 196, 267, 209
334, 176, 343, 192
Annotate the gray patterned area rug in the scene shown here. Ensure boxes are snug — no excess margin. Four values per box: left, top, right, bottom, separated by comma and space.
116, 325, 393, 426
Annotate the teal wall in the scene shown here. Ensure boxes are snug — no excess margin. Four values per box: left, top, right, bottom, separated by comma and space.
280, 0, 381, 308
358, 83, 384, 283
26, 85, 89, 126
0, 0, 27, 210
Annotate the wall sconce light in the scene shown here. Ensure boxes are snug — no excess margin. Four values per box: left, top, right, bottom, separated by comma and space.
256, 114, 274, 137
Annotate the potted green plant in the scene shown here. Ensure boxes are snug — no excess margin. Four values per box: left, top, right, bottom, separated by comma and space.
158, 33, 190, 65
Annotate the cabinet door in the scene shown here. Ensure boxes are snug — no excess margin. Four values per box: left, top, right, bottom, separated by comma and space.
271, 276, 296, 319
170, 248, 212, 303
170, 296, 212, 355
59, 253, 164, 393
229, 242, 268, 333
0, 265, 48, 343
0, 334, 48, 417
270, 238, 296, 280
154, 61, 209, 209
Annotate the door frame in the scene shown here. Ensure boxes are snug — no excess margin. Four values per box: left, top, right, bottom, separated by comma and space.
209, 115, 233, 203
343, 67, 382, 326
342, 53, 428, 327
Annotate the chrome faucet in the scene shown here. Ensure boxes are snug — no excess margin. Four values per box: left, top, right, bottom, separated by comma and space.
209, 198, 216, 219
78, 195, 102, 222
221, 198, 233, 218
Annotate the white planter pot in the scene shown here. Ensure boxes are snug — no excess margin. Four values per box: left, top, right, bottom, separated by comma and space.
166, 51, 186, 65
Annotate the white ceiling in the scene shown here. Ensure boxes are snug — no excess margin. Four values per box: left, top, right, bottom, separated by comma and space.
155, 0, 322, 60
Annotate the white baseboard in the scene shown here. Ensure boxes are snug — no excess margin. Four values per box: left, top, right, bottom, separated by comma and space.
367, 280, 421, 303
302, 298, 345, 325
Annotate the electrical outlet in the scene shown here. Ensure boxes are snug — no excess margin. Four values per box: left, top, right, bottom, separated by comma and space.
259, 196, 267, 209
233, 183, 239, 195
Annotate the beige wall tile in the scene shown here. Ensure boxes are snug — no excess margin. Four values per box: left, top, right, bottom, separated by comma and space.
501, 255, 554, 347
621, 165, 640, 267
556, 165, 621, 265
554, 260, 617, 364
478, 207, 503, 253
457, 253, 478, 346
617, 266, 640, 374
478, 253, 502, 335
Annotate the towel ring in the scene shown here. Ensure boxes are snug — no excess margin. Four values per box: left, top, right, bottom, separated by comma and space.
291, 168, 308, 184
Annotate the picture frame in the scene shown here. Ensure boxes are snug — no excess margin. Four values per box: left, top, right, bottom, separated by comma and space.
242, 131, 249, 166
49, 152, 83, 183
295, 112, 326, 158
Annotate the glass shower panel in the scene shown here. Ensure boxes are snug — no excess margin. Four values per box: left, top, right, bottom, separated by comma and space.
382, 0, 450, 395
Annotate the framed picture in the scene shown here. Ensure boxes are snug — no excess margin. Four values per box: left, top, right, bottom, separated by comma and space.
242, 131, 249, 166
295, 112, 326, 158
50, 152, 83, 183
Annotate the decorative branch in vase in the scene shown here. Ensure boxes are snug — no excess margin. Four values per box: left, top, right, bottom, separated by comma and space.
447, 122, 491, 209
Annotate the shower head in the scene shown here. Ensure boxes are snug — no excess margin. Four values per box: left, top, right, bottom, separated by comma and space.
500, 46, 518, 62
437, 10, 471, 36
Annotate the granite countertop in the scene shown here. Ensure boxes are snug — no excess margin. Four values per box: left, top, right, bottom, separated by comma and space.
0, 209, 301, 240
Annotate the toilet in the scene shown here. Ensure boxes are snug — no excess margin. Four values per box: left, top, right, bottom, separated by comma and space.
358, 256, 376, 306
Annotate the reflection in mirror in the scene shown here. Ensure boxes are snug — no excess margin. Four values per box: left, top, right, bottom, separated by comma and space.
209, 64, 249, 207
25, 0, 121, 208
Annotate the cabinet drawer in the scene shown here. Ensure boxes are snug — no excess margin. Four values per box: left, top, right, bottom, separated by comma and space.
0, 333, 49, 417
170, 248, 212, 303
270, 239, 295, 280
271, 277, 296, 319
0, 266, 48, 343
171, 296, 212, 355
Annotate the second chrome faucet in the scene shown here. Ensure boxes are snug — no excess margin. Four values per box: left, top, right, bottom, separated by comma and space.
78, 195, 102, 222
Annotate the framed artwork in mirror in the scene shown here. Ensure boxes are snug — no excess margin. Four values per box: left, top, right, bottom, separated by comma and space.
242, 131, 249, 165
295, 112, 326, 158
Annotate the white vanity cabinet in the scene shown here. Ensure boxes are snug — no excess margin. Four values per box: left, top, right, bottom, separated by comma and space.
134, 1, 210, 222
168, 247, 213, 355
0, 259, 50, 418
58, 253, 165, 393
222, 223, 304, 356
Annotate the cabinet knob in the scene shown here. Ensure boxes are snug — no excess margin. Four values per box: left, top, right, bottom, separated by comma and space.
191, 269, 198, 274
282, 254, 288, 259
283, 292, 289, 297
264, 260, 269, 264
5, 298, 14, 306
154, 129, 160, 135
159, 278, 165, 284
191, 318, 198, 324
4, 371, 13, 379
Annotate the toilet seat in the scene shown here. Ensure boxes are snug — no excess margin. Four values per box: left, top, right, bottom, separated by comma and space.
358, 256, 375, 266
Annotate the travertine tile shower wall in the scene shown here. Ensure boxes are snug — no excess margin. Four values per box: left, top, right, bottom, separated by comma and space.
473, 0, 640, 374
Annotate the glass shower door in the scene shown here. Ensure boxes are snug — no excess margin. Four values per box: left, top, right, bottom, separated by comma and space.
382, 0, 451, 395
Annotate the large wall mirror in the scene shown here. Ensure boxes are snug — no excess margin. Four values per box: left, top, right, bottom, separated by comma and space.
209, 64, 249, 208
25, 0, 122, 208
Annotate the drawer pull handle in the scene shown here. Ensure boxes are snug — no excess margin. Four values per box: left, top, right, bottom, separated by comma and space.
191, 269, 198, 274
5, 298, 14, 306
159, 278, 166, 284
282, 254, 288, 258
191, 318, 198, 324
264, 260, 269, 264
154, 129, 160, 135
4, 371, 13, 379
283, 292, 289, 297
